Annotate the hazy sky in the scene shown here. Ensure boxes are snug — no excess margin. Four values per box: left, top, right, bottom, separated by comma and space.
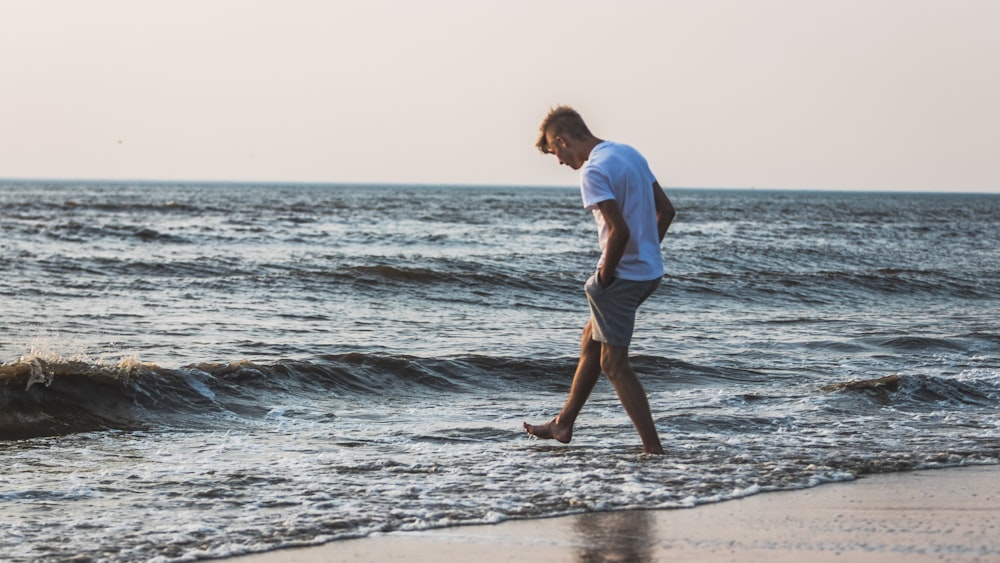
3, 1, 998, 191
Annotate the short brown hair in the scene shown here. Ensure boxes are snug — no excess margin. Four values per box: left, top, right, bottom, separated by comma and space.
535, 105, 593, 154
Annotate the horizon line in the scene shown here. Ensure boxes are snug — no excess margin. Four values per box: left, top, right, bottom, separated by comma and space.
2, 176, 997, 195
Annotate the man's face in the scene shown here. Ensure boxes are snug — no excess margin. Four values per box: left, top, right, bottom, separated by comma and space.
546, 132, 584, 170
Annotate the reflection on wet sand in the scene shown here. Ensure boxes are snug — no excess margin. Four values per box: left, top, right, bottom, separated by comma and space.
574, 510, 655, 562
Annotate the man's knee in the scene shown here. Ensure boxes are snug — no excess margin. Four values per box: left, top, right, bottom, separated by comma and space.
599, 345, 630, 380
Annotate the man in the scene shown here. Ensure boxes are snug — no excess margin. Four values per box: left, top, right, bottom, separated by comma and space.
523, 106, 675, 455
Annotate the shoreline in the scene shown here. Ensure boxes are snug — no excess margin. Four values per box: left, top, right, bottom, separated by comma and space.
224, 463, 1000, 562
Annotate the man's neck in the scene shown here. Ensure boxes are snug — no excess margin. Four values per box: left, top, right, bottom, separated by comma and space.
579, 136, 604, 162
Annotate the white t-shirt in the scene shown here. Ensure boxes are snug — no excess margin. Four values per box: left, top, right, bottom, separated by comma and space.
580, 141, 664, 281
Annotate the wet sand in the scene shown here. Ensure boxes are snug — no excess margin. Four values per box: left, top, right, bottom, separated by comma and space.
226, 464, 1000, 562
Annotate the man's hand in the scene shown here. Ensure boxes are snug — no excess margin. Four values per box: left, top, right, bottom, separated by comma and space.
597, 270, 615, 289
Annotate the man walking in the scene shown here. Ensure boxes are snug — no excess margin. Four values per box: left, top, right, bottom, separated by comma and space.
524, 106, 675, 454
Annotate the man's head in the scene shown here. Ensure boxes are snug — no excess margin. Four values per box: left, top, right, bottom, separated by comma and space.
536, 105, 599, 170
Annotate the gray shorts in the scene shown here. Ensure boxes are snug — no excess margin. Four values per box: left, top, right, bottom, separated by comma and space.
585, 273, 661, 348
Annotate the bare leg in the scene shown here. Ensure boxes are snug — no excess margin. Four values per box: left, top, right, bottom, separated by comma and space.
600, 344, 664, 454
523, 321, 602, 443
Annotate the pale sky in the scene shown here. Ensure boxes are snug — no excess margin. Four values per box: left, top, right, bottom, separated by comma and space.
2, 1, 998, 192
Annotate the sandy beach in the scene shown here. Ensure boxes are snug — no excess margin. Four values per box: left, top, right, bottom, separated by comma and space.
226, 464, 999, 562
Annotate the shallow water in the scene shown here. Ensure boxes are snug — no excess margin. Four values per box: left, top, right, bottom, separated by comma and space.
1, 181, 998, 561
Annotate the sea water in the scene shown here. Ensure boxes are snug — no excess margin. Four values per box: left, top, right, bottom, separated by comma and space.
1, 181, 998, 561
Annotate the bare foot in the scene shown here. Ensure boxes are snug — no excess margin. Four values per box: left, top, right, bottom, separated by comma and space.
523, 417, 572, 444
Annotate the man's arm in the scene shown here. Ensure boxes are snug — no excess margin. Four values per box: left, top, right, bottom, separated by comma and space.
596, 199, 630, 288
653, 181, 675, 242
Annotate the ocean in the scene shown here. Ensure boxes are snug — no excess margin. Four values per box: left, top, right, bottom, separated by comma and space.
1, 181, 998, 562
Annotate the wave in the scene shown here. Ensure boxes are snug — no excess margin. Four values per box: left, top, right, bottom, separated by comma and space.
821, 373, 999, 408
0, 354, 226, 440
4, 347, 996, 441
670, 267, 999, 303
0, 352, 578, 440
39, 220, 192, 244
11, 254, 576, 297
0, 350, 773, 440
